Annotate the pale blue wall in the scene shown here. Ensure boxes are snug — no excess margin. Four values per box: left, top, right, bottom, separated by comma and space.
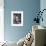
4, 0, 40, 42
40, 0, 46, 27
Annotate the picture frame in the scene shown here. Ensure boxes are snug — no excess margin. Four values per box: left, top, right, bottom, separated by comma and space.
11, 11, 23, 26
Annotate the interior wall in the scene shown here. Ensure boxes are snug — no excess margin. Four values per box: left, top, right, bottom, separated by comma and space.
40, 0, 46, 27
4, 0, 40, 42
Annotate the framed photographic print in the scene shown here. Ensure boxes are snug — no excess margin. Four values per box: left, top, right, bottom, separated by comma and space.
11, 11, 23, 26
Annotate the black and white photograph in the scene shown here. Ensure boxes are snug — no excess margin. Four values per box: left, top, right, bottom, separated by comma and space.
11, 11, 23, 26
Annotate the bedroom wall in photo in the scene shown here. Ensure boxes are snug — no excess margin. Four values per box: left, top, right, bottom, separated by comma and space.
4, 0, 40, 42
40, 0, 46, 27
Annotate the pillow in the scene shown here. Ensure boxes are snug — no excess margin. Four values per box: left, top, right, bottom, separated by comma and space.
23, 32, 34, 46
17, 37, 25, 46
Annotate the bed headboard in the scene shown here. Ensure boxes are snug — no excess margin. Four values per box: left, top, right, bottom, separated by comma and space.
32, 25, 46, 46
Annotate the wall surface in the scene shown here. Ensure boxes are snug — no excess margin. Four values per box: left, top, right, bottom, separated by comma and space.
40, 0, 46, 27
4, 0, 40, 42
